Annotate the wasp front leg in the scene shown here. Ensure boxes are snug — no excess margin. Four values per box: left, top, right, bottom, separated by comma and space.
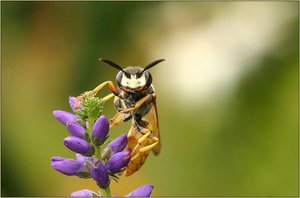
75, 81, 120, 109
107, 98, 131, 129
77, 81, 119, 100
114, 97, 133, 121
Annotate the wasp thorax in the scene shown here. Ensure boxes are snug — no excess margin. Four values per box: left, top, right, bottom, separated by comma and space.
116, 67, 152, 92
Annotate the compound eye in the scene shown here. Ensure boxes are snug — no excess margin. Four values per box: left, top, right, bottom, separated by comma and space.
136, 72, 142, 78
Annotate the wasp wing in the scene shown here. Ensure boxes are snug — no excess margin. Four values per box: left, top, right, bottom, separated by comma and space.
145, 94, 161, 155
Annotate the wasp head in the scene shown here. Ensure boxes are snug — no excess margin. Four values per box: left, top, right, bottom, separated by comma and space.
99, 58, 165, 93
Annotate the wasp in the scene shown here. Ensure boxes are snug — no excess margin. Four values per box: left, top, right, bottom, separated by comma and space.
77, 58, 165, 176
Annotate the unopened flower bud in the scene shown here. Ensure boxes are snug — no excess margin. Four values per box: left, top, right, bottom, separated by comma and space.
71, 189, 97, 197
125, 184, 154, 197
91, 161, 110, 189
69, 96, 81, 111
53, 110, 78, 126
105, 150, 131, 174
51, 156, 89, 177
66, 122, 86, 139
92, 115, 109, 146
64, 136, 94, 156
102, 133, 128, 160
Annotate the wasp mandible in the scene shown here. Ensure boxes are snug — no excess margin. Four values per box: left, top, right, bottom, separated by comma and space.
77, 58, 165, 176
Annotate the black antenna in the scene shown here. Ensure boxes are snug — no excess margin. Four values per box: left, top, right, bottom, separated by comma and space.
142, 59, 165, 73
99, 58, 125, 72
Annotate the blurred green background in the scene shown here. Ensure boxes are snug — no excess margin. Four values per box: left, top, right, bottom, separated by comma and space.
1, 1, 298, 197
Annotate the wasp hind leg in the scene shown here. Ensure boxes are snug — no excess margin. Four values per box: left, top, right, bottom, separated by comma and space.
130, 129, 159, 161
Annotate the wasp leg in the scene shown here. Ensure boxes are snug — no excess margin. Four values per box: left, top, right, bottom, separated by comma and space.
109, 113, 124, 128
110, 95, 151, 127
114, 98, 132, 121
109, 113, 133, 128
102, 93, 115, 102
121, 95, 151, 113
130, 129, 159, 161
139, 136, 159, 152
77, 81, 119, 100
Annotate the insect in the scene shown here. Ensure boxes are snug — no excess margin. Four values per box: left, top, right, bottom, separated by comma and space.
77, 58, 165, 176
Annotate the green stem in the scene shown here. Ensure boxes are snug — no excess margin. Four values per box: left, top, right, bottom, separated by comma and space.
100, 186, 111, 197
87, 118, 94, 132
93, 146, 101, 159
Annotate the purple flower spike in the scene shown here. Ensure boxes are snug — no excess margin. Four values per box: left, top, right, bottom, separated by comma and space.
126, 184, 154, 197
105, 150, 131, 174
92, 115, 109, 146
71, 189, 97, 197
53, 110, 78, 126
64, 136, 94, 156
102, 133, 128, 160
51, 156, 87, 177
66, 122, 86, 139
91, 161, 110, 189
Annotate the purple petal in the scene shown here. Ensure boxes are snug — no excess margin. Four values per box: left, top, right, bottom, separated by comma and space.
71, 189, 97, 197
51, 156, 83, 176
91, 161, 110, 189
66, 122, 86, 139
108, 133, 128, 152
53, 110, 78, 126
126, 184, 154, 197
92, 115, 109, 146
76, 153, 92, 163
64, 136, 94, 156
102, 133, 128, 160
105, 150, 131, 174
